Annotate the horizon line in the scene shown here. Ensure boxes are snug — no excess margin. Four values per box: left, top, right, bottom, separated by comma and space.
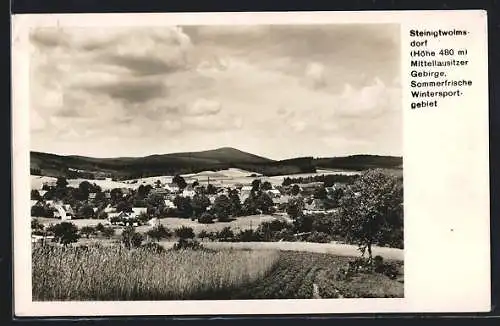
30, 146, 403, 161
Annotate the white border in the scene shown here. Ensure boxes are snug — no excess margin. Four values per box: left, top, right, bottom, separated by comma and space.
12, 10, 490, 316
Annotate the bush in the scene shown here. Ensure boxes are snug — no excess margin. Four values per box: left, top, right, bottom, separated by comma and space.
306, 231, 331, 243
173, 238, 203, 250
174, 226, 195, 240
121, 226, 143, 249
95, 223, 105, 233
46, 222, 80, 246
217, 227, 234, 242
198, 230, 210, 240
146, 224, 172, 242
198, 212, 214, 224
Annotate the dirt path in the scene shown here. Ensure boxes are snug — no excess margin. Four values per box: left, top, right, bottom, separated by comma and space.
159, 241, 403, 261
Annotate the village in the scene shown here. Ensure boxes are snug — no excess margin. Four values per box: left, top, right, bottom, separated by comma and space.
30, 170, 349, 245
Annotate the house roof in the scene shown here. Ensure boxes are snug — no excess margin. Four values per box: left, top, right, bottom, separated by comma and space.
241, 186, 253, 191
132, 207, 147, 215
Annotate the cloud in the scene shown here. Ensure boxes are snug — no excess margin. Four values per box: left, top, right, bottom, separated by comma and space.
187, 98, 222, 116
304, 62, 327, 89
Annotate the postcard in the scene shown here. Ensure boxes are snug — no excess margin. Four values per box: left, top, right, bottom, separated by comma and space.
11, 10, 490, 316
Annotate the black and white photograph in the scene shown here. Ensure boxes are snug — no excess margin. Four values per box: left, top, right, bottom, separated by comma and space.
27, 22, 404, 301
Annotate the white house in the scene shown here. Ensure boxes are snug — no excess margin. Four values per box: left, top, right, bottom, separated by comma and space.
165, 183, 180, 193
132, 207, 148, 217
182, 189, 196, 198
53, 204, 71, 220
265, 189, 281, 198
164, 199, 176, 209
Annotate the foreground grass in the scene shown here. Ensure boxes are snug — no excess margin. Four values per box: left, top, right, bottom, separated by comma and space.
32, 245, 279, 301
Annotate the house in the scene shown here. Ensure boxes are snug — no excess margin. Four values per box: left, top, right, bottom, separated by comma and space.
182, 188, 196, 198
303, 199, 325, 215
265, 189, 281, 198
104, 204, 114, 213
42, 180, 57, 189
241, 185, 253, 196
165, 183, 180, 193
53, 204, 71, 220
30, 200, 40, 208
63, 204, 74, 217
132, 207, 148, 217
151, 188, 169, 197
164, 199, 176, 209
104, 192, 111, 199
31, 234, 55, 244
38, 190, 48, 198
88, 193, 97, 200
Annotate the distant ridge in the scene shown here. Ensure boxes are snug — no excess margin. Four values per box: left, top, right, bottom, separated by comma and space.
30, 147, 402, 180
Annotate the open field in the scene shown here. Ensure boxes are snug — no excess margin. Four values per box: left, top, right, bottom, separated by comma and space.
224, 251, 403, 299
32, 245, 403, 300
157, 241, 404, 261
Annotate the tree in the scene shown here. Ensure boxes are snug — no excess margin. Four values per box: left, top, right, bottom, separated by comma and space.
174, 226, 195, 239
77, 204, 94, 219
286, 197, 305, 219
206, 184, 217, 195
338, 169, 403, 261
291, 184, 301, 196
116, 201, 132, 213
173, 175, 187, 190
47, 222, 79, 246
31, 218, 45, 235
212, 195, 232, 221
110, 188, 123, 204
78, 181, 92, 200
95, 223, 105, 232
313, 186, 327, 200
228, 189, 242, 217
155, 180, 162, 188
137, 184, 153, 199
251, 179, 261, 192
198, 212, 214, 224
146, 224, 172, 242
261, 181, 272, 191
256, 191, 274, 214
31, 190, 41, 201
173, 196, 193, 218
192, 180, 200, 188
56, 177, 68, 189
146, 193, 166, 210
192, 193, 210, 217
121, 226, 143, 249
80, 226, 96, 238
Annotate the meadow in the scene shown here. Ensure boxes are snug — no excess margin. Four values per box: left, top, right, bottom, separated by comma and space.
32, 245, 403, 301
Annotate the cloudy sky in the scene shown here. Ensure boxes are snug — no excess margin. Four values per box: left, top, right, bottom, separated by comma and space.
29, 24, 401, 160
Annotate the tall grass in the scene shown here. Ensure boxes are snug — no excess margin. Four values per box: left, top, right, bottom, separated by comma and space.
32, 245, 279, 301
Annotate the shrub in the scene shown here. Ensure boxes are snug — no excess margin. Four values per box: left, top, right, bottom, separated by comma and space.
217, 227, 234, 242
198, 230, 210, 240
198, 212, 214, 224
95, 223, 105, 233
174, 226, 195, 240
173, 238, 204, 250
80, 226, 97, 239
121, 226, 143, 249
306, 231, 331, 243
146, 224, 172, 242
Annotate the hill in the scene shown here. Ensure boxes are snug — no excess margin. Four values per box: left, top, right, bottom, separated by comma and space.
313, 155, 403, 171
30, 148, 402, 180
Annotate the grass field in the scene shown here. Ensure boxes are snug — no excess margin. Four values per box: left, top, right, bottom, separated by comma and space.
32, 245, 279, 301
32, 245, 403, 301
